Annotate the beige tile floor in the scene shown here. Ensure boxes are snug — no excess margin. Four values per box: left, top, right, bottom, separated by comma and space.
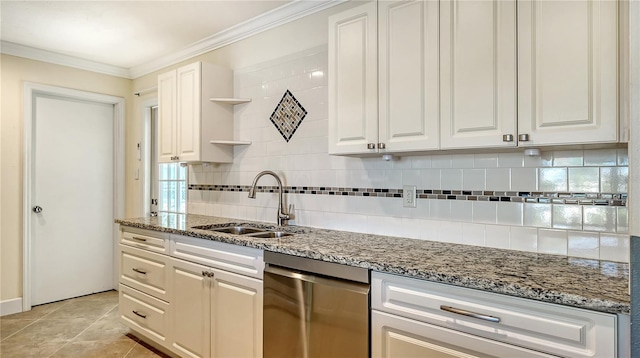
0, 290, 171, 358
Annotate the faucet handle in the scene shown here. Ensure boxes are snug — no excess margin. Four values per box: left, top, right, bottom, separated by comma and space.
287, 204, 294, 220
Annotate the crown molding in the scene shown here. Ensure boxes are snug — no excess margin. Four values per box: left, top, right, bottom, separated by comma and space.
1, 41, 132, 78
1, 0, 346, 80
128, 0, 346, 78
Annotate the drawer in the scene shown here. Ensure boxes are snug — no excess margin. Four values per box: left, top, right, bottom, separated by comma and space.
121, 228, 168, 254
119, 284, 170, 348
372, 272, 616, 358
170, 235, 264, 279
372, 310, 554, 358
120, 244, 169, 301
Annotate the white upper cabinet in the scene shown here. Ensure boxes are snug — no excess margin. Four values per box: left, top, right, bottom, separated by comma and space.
379, 0, 439, 152
517, 0, 618, 146
157, 61, 237, 163
440, 0, 517, 149
329, 0, 620, 155
328, 2, 378, 155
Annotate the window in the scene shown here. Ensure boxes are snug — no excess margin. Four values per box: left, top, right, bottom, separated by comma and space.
150, 107, 187, 215
157, 162, 187, 214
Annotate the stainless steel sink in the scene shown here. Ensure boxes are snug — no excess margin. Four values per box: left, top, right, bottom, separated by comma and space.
195, 224, 293, 239
246, 231, 293, 239
211, 226, 264, 235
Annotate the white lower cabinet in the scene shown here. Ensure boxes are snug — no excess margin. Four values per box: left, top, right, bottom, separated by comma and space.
373, 310, 553, 358
168, 257, 263, 358
118, 228, 264, 358
372, 272, 617, 358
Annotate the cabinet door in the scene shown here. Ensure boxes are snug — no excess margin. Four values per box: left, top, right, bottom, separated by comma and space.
379, 0, 439, 152
157, 70, 176, 163
211, 268, 263, 358
168, 258, 211, 358
518, 0, 618, 146
440, 0, 517, 149
372, 311, 554, 358
328, 2, 378, 155
177, 62, 202, 162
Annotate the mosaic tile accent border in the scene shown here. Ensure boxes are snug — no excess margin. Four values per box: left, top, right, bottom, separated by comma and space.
188, 184, 627, 206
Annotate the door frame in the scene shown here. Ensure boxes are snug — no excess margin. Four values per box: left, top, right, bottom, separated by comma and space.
22, 82, 125, 311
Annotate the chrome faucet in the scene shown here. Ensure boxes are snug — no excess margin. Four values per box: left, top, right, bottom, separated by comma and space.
248, 171, 291, 226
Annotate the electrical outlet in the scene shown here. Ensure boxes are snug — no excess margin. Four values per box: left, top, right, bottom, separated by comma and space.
403, 185, 417, 208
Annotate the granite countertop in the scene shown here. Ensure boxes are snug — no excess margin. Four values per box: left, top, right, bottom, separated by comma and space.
116, 213, 630, 315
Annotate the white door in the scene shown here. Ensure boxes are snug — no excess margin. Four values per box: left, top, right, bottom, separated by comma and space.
32, 94, 115, 305
378, 0, 439, 152
517, 0, 618, 146
440, 0, 517, 149
328, 2, 378, 155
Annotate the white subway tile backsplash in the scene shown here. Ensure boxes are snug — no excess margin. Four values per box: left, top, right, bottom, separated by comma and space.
462, 223, 485, 246
486, 168, 510, 191
583, 206, 617, 232
452, 154, 475, 168
462, 169, 486, 190
617, 207, 628, 234
538, 229, 568, 255
539, 167, 568, 191
567, 231, 599, 259
497, 202, 523, 226
485, 225, 510, 249
599, 234, 629, 262
431, 200, 452, 220
617, 148, 629, 166
568, 167, 599, 192
511, 168, 538, 191
441, 169, 463, 190
553, 150, 583, 167
432, 155, 453, 168
497, 152, 524, 168
524, 151, 553, 167
552, 205, 582, 230
473, 201, 497, 224
451, 200, 473, 222
524, 204, 552, 228
584, 149, 617, 166
439, 221, 463, 244
600, 167, 628, 193
190, 49, 631, 262
510, 227, 538, 252
474, 154, 498, 168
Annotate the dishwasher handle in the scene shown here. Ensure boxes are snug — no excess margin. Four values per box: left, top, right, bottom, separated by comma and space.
265, 264, 370, 295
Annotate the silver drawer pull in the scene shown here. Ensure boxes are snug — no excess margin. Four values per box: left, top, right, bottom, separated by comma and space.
132, 310, 147, 319
131, 236, 147, 242
440, 305, 500, 323
132, 268, 147, 275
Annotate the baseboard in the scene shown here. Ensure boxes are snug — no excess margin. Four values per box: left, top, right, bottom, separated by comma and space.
0, 297, 23, 316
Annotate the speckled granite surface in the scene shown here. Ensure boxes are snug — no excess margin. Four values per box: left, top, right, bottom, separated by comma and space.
116, 214, 630, 315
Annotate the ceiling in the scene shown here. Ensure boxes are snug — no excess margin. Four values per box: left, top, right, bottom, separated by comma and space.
0, 0, 341, 78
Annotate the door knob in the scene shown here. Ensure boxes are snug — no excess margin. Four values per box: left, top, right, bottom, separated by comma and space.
33, 206, 43, 213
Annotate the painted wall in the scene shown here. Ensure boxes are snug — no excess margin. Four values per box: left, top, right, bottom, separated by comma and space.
0, 54, 132, 301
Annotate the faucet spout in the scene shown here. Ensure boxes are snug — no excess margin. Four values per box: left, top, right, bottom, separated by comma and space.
248, 171, 290, 226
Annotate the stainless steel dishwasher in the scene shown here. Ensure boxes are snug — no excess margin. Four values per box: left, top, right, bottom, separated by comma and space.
263, 251, 370, 358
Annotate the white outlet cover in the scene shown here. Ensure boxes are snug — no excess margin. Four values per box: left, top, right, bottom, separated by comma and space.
403, 185, 417, 208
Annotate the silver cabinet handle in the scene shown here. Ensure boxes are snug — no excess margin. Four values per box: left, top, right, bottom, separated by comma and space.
502, 134, 514, 142
440, 305, 500, 323
132, 310, 147, 319
518, 134, 530, 142
367, 143, 376, 150
33, 206, 43, 213
131, 236, 147, 242
378, 143, 386, 149
132, 268, 147, 275
201, 271, 214, 277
